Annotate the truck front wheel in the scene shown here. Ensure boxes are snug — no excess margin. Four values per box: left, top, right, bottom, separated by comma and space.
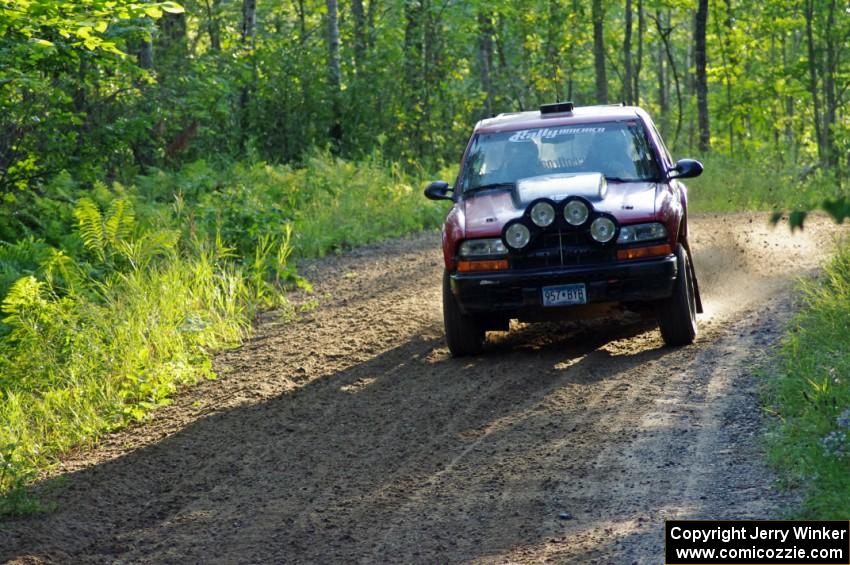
443, 271, 485, 356
658, 244, 698, 346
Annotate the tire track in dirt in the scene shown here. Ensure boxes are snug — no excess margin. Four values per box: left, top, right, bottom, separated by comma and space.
0, 213, 845, 564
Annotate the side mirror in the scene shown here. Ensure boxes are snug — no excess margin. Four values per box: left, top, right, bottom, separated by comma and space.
668, 158, 704, 180
424, 180, 454, 201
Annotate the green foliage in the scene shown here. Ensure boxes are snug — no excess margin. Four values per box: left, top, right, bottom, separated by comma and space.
687, 154, 848, 215
3, 0, 850, 195
765, 242, 850, 518
3, 0, 850, 520
0, 152, 443, 515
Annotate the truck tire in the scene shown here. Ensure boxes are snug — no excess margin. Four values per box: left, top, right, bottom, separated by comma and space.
658, 244, 698, 346
443, 271, 485, 356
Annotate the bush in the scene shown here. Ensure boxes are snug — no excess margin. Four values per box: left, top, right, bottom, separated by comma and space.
0, 152, 447, 513
687, 154, 845, 214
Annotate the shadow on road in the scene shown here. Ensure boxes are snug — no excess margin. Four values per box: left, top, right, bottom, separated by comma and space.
2, 317, 675, 563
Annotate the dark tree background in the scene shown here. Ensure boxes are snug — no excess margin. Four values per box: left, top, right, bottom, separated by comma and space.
3, 0, 850, 193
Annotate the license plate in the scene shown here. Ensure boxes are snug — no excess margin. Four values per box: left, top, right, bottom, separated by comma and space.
542, 283, 587, 307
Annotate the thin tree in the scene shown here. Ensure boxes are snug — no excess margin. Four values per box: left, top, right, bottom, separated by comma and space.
592, 0, 608, 103
327, 0, 343, 149
695, 0, 710, 152
478, 12, 495, 116
351, 0, 368, 71
634, 0, 644, 104
623, 0, 633, 104
653, 11, 683, 148
238, 0, 256, 149
241, 0, 255, 42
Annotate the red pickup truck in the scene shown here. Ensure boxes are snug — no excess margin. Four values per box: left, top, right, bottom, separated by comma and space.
425, 102, 704, 356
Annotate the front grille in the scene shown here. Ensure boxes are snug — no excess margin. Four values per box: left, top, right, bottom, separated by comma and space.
511, 230, 615, 270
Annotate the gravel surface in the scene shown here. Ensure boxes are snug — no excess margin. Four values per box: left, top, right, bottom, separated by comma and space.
0, 213, 846, 564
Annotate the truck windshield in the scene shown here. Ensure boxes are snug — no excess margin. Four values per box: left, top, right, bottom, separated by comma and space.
459, 121, 661, 193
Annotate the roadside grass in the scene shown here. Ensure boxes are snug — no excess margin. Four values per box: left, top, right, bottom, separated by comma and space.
0, 150, 446, 515
686, 154, 843, 214
764, 241, 850, 518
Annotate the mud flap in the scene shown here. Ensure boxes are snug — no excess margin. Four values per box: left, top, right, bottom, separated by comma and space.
682, 241, 704, 314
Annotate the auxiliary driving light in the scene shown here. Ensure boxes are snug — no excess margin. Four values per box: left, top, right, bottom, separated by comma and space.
530, 201, 556, 227
564, 200, 590, 226
504, 222, 531, 249
590, 217, 617, 243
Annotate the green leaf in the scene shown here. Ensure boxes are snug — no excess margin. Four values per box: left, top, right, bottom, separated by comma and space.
789, 210, 807, 232
769, 212, 783, 226
160, 1, 185, 14
144, 6, 163, 18
821, 198, 850, 224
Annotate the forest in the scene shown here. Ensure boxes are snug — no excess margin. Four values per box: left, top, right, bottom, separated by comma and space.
1, 0, 850, 513
3, 0, 850, 188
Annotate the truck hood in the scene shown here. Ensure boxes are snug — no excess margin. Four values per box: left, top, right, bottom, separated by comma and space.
462, 178, 661, 238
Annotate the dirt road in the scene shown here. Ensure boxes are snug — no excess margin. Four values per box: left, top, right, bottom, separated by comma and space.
1, 214, 845, 564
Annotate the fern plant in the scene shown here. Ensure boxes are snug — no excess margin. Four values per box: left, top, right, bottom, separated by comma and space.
73, 197, 136, 263
73, 197, 179, 271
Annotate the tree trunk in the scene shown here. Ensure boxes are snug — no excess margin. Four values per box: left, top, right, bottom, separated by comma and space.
695, 0, 710, 152
156, 11, 187, 78
238, 0, 257, 151
545, 0, 565, 101
138, 40, 154, 69
623, 0, 633, 105
241, 0, 256, 43
352, 0, 368, 70
634, 0, 643, 104
592, 0, 608, 103
204, 0, 222, 51
403, 0, 424, 155
326, 0, 343, 149
656, 11, 668, 131
823, 0, 838, 170
654, 11, 683, 147
367, 0, 377, 48
495, 15, 525, 111
781, 33, 795, 158
478, 12, 495, 116
804, 0, 824, 165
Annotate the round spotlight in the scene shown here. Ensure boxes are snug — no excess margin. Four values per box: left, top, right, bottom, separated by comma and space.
564, 200, 590, 226
590, 217, 617, 243
530, 201, 556, 227
504, 223, 531, 249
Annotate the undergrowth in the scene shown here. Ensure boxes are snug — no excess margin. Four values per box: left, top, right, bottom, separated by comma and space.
687, 154, 845, 214
764, 241, 850, 518
0, 150, 445, 515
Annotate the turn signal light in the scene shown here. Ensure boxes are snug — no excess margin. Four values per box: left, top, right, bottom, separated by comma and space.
457, 259, 509, 272
617, 243, 673, 261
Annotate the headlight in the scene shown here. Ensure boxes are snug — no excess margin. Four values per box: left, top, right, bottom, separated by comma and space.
590, 217, 617, 243
530, 201, 556, 227
617, 222, 667, 243
459, 238, 507, 257
504, 223, 531, 249
564, 200, 589, 226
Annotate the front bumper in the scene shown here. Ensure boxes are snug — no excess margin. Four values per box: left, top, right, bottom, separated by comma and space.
450, 254, 678, 316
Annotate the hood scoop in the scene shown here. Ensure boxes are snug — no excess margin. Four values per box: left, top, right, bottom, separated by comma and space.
517, 172, 607, 203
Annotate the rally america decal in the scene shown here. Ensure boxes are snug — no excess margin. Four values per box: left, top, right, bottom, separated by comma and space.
508, 127, 606, 142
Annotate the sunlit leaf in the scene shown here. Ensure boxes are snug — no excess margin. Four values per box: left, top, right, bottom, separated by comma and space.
160, 1, 185, 14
